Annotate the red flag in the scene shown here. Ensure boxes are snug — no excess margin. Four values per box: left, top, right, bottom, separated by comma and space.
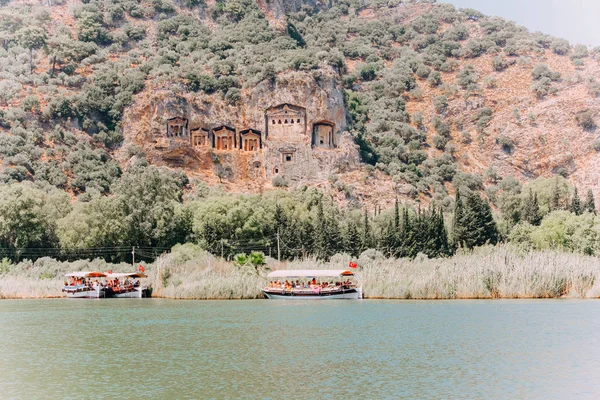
349, 261, 357, 268
139, 265, 145, 272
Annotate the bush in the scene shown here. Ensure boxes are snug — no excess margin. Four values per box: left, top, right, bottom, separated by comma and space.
460, 131, 472, 144
460, 8, 485, 21
432, 116, 451, 137
77, 10, 112, 45
550, 39, 570, 55
457, 65, 479, 91
272, 176, 289, 187
483, 75, 497, 89
433, 95, 447, 114
497, 136, 514, 153
124, 24, 146, 41
531, 64, 560, 81
360, 64, 376, 81
586, 78, 600, 98
576, 110, 596, 131
427, 71, 442, 87
473, 107, 493, 132
463, 38, 494, 58
491, 56, 509, 72
433, 135, 448, 150
531, 77, 557, 99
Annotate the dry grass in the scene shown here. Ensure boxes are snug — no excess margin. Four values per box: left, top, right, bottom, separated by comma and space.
2, 244, 600, 299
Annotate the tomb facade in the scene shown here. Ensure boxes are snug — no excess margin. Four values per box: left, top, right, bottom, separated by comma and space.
265, 104, 306, 140
239, 129, 262, 151
212, 126, 236, 150
190, 127, 210, 147
166, 116, 188, 138
312, 121, 336, 148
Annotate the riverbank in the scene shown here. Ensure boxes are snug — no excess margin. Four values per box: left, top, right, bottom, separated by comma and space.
1, 244, 600, 299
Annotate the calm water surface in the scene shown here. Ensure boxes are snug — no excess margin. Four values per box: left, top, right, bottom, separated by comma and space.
1, 299, 600, 399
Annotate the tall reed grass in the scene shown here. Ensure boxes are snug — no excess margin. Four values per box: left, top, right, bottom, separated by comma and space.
1, 244, 600, 299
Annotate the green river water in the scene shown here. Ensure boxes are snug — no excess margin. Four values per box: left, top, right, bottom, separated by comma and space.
1, 299, 600, 399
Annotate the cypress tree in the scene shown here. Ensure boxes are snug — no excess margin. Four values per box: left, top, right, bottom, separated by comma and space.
344, 221, 361, 258
550, 177, 562, 211
452, 188, 465, 249
571, 187, 583, 215
399, 207, 414, 257
394, 198, 400, 229
361, 209, 374, 252
585, 189, 596, 215
411, 206, 425, 258
300, 217, 315, 257
313, 198, 328, 259
274, 203, 284, 229
521, 188, 542, 225
462, 192, 499, 249
382, 220, 396, 257
325, 215, 343, 259
435, 208, 451, 256
422, 206, 438, 258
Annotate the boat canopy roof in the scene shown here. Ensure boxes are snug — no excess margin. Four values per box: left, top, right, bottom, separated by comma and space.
267, 269, 355, 278
65, 271, 106, 278
106, 272, 148, 279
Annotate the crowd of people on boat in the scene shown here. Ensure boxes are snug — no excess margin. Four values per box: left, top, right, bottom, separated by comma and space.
267, 278, 354, 291
64, 277, 139, 289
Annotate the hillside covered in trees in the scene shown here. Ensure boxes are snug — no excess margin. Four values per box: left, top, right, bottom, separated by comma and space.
0, 0, 599, 262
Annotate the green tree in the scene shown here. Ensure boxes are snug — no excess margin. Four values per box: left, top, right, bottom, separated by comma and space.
521, 188, 542, 226
397, 207, 414, 257
344, 221, 361, 258
16, 26, 47, 72
361, 209, 374, 252
114, 166, 189, 248
0, 183, 70, 260
461, 192, 499, 249
452, 188, 466, 248
312, 198, 328, 259
571, 187, 583, 216
585, 189, 596, 215
57, 195, 125, 251
550, 177, 563, 211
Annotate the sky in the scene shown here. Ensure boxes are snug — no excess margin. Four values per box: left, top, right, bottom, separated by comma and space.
444, 0, 600, 47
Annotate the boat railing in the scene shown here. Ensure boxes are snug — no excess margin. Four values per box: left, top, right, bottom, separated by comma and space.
62, 284, 103, 293
263, 285, 355, 294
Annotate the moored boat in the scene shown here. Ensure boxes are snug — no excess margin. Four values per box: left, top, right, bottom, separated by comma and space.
262, 270, 362, 300
104, 272, 152, 298
62, 272, 107, 298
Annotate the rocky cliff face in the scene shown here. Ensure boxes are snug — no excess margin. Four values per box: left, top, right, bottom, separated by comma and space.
121, 68, 359, 190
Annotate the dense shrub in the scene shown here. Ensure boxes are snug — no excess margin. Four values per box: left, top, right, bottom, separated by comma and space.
491, 56, 509, 71
550, 39, 570, 55
433, 95, 448, 114
457, 65, 479, 91
576, 110, 596, 131
531, 63, 560, 81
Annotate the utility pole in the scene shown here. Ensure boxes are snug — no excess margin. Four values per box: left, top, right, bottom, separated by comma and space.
277, 229, 281, 262
132, 246, 135, 267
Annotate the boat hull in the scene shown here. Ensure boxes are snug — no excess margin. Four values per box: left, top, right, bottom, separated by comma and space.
263, 287, 362, 300
63, 287, 106, 298
105, 287, 152, 298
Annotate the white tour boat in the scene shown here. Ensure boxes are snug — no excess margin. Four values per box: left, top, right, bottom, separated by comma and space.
62, 271, 108, 298
104, 272, 152, 298
262, 269, 362, 300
